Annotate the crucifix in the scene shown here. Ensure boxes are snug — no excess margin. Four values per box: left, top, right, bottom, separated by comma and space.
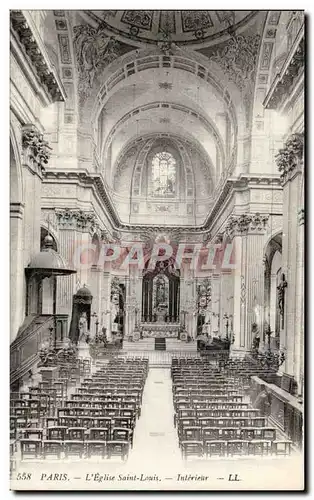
277, 273, 288, 329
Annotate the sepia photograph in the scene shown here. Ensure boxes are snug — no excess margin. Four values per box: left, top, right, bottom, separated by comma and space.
9, 8, 305, 491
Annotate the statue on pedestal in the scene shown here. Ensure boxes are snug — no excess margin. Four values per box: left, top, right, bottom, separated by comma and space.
78, 312, 88, 344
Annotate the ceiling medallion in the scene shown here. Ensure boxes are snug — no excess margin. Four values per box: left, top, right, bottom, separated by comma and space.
159, 82, 173, 90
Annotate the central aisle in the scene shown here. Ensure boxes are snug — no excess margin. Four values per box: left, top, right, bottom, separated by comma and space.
128, 367, 182, 470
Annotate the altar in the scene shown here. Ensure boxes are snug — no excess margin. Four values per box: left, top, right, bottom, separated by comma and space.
140, 322, 180, 339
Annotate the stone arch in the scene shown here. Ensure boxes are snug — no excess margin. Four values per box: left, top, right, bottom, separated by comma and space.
263, 231, 282, 346
40, 225, 59, 252
10, 126, 26, 341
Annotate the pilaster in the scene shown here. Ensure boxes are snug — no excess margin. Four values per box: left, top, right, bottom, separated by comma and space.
225, 213, 269, 351
275, 133, 304, 386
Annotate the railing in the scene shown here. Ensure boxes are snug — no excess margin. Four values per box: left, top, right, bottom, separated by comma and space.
250, 376, 303, 448
10, 314, 68, 385
141, 315, 180, 323
91, 349, 234, 366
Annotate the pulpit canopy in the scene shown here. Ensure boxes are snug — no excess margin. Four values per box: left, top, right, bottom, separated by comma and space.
26, 235, 76, 277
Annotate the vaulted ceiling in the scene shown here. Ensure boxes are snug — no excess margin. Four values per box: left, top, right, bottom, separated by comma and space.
46, 10, 288, 224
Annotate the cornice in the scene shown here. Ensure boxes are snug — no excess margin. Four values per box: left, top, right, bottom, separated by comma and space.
42, 169, 282, 237
10, 10, 66, 104
263, 25, 304, 111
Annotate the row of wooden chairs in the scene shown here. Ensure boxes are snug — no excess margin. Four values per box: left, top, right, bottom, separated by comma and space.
178, 425, 276, 442
20, 439, 129, 461
19, 425, 133, 443
181, 439, 292, 459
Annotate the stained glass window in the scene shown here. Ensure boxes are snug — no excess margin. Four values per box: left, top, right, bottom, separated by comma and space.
151, 151, 176, 196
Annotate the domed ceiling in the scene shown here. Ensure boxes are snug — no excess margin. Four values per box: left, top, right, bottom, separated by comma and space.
80, 11, 257, 48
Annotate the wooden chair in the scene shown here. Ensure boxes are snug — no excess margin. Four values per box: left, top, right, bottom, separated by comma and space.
106, 441, 129, 461
86, 440, 107, 458
20, 439, 42, 460
250, 417, 266, 427
202, 427, 220, 441
181, 441, 203, 460
42, 440, 63, 459
64, 440, 85, 459
181, 426, 202, 442
67, 427, 86, 441
247, 440, 272, 456
204, 440, 226, 458
226, 440, 248, 456
240, 428, 256, 441
220, 428, 239, 440
112, 427, 133, 446
21, 428, 43, 440
88, 427, 109, 441
113, 417, 133, 430
46, 426, 67, 441
272, 440, 293, 456
262, 428, 276, 441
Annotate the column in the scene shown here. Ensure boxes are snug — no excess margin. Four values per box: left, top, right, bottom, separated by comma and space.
10, 202, 25, 341
90, 265, 102, 320
101, 271, 112, 334
56, 227, 77, 317
276, 134, 304, 382
245, 234, 266, 349
211, 273, 220, 335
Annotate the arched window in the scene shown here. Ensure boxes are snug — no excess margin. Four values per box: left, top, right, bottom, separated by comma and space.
151, 151, 176, 196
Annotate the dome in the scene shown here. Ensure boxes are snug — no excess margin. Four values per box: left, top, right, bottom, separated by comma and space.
27, 249, 76, 276
81, 11, 256, 48
76, 286, 92, 297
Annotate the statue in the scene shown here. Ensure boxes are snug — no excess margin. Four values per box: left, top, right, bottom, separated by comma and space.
110, 292, 120, 337
277, 274, 287, 327
78, 312, 88, 343
252, 322, 260, 355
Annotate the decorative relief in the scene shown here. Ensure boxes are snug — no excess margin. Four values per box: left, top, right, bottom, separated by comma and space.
55, 208, 98, 232
260, 42, 274, 71
73, 24, 122, 102
264, 34, 304, 109
159, 82, 173, 90
22, 125, 51, 172
197, 278, 212, 314
210, 34, 260, 91
298, 208, 304, 226
181, 11, 213, 32
268, 11, 281, 25
10, 11, 64, 102
62, 67, 73, 79
225, 213, 269, 238
58, 34, 72, 64
121, 11, 153, 30
55, 19, 67, 30
275, 133, 304, 183
154, 204, 172, 213
258, 73, 268, 85
159, 11, 176, 35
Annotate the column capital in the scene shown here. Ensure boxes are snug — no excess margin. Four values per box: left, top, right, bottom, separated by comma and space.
225, 213, 269, 239
275, 133, 304, 185
55, 208, 98, 233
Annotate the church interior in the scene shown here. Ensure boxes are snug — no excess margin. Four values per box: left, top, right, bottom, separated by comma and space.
10, 10, 304, 488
